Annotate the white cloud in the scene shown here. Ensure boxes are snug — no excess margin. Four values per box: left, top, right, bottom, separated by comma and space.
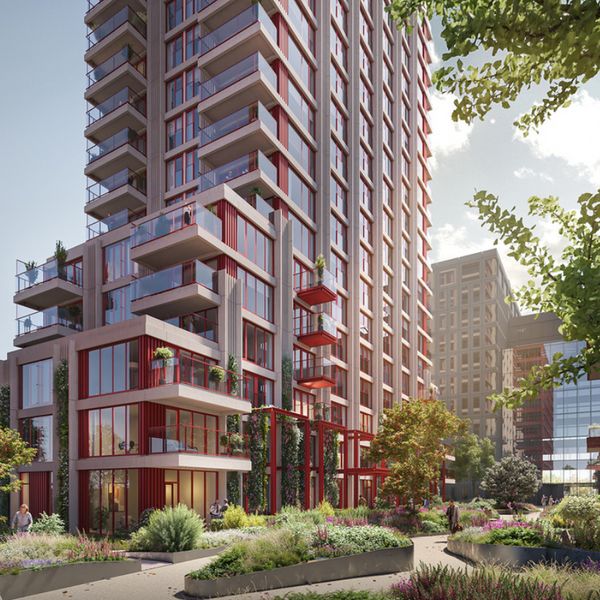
513, 167, 554, 183
429, 91, 474, 169
427, 40, 440, 67
431, 223, 492, 262
515, 91, 600, 186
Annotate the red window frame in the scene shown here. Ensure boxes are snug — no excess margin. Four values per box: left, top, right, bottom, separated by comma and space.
243, 321, 274, 370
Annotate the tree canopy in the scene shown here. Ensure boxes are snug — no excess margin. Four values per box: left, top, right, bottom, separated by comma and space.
453, 432, 496, 487
370, 399, 466, 503
0, 427, 37, 494
481, 455, 541, 505
387, 0, 600, 134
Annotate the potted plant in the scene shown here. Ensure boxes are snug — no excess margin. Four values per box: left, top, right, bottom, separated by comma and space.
153, 347, 175, 384
227, 354, 240, 396
315, 254, 326, 283
220, 433, 245, 456
54, 241, 68, 279
209, 365, 225, 386
23, 260, 38, 286
67, 304, 82, 328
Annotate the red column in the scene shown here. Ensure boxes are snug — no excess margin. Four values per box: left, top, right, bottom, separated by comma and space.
270, 409, 277, 514
303, 420, 311, 509
353, 432, 359, 508
343, 430, 349, 508
317, 422, 324, 504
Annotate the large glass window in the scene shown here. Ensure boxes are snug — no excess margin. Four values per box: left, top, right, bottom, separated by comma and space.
22, 359, 53, 409
239, 268, 273, 322
289, 211, 315, 261
87, 340, 139, 397
243, 372, 274, 407
237, 216, 273, 274
288, 79, 315, 136
288, 34, 315, 95
288, 123, 314, 178
87, 404, 139, 457
288, 167, 315, 219
243, 321, 274, 370
103, 238, 132, 283
104, 286, 132, 325
20, 415, 53, 461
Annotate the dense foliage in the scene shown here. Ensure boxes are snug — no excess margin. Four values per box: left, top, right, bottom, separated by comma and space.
247, 409, 269, 512
0, 428, 37, 494
55, 360, 70, 527
280, 415, 302, 507
453, 433, 495, 495
221, 505, 266, 530
30, 512, 66, 536
226, 414, 241, 505
481, 455, 541, 505
0, 385, 10, 520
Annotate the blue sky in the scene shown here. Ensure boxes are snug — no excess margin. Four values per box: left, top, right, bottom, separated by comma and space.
0, 3, 599, 359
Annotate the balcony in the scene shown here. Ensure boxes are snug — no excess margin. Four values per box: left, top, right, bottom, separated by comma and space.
199, 151, 278, 197
86, 46, 146, 105
86, 87, 146, 141
149, 425, 249, 458
85, 128, 146, 180
85, 0, 146, 24
165, 311, 218, 344
295, 313, 337, 348
87, 207, 144, 239
199, 52, 277, 122
294, 359, 336, 390
15, 260, 83, 311
15, 306, 83, 348
130, 260, 219, 319
86, 168, 147, 220
86, 6, 146, 65
198, 4, 277, 76
294, 268, 337, 305
131, 201, 222, 269
199, 102, 277, 165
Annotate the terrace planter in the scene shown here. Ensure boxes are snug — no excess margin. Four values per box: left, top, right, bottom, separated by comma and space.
185, 545, 414, 598
0, 559, 141, 600
447, 540, 600, 568
126, 545, 225, 564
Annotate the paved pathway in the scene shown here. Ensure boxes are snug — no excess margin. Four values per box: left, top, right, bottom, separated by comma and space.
25, 535, 468, 600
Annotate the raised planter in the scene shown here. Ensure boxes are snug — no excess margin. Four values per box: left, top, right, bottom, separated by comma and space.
126, 545, 225, 564
0, 559, 141, 600
185, 545, 413, 598
448, 540, 600, 568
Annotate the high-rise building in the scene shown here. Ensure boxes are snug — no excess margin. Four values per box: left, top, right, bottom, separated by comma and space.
432, 249, 520, 460
505, 313, 600, 498
2, 0, 434, 531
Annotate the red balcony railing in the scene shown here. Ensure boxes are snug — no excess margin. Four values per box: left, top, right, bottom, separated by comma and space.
294, 268, 337, 305
294, 312, 337, 347
148, 425, 249, 457
294, 359, 336, 389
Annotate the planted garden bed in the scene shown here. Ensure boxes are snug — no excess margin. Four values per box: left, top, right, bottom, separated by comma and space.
126, 545, 225, 564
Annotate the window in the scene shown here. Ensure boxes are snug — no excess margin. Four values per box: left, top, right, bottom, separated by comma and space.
294, 389, 315, 419
331, 100, 347, 142
360, 379, 372, 408
289, 0, 315, 56
104, 286, 132, 325
22, 359, 53, 408
166, 35, 183, 70
330, 214, 348, 253
331, 401, 347, 426
166, 109, 197, 151
331, 331, 347, 362
331, 63, 347, 106
333, 367, 347, 399
330, 138, 347, 178
288, 78, 315, 136
331, 251, 347, 289
166, 150, 197, 190
360, 279, 372, 310
360, 345, 372, 375
360, 211, 372, 245
331, 27, 347, 69
288, 35, 315, 94
243, 372, 274, 407
239, 268, 274, 322
288, 123, 315, 177
330, 176, 347, 216
289, 211, 315, 260
288, 167, 315, 219
87, 340, 139, 397
360, 412, 373, 433
360, 245, 372, 278
103, 238, 132, 283
243, 322, 274, 369
20, 415, 52, 461
87, 404, 139, 457
237, 216, 273, 274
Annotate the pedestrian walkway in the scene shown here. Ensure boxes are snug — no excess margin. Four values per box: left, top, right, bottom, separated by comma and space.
23, 535, 468, 600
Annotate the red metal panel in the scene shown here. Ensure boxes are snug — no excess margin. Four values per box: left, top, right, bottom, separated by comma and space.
78, 350, 88, 399
274, 14, 289, 61
317, 421, 324, 504
27, 471, 51, 518
272, 152, 288, 195
303, 420, 311, 510
79, 470, 90, 531
140, 402, 166, 455
217, 255, 238, 278
270, 409, 277, 514
79, 411, 89, 458
217, 200, 237, 250
139, 468, 165, 512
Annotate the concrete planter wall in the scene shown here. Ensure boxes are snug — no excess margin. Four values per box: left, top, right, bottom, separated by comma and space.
0, 559, 141, 600
126, 545, 225, 564
185, 545, 413, 598
448, 540, 600, 568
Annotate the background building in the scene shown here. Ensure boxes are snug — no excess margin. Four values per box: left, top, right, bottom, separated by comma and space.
1, 0, 434, 530
432, 249, 520, 460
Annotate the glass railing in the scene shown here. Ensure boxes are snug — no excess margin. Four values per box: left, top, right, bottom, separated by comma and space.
87, 128, 146, 163
293, 268, 336, 293
87, 0, 104, 12
87, 6, 146, 49
130, 260, 217, 300
165, 312, 219, 343
148, 425, 249, 457
199, 151, 277, 192
200, 102, 276, 146
87, 208, 144, 239
16, 306, 83, 337
294, 312, 337, 338
87, 87, 146, 126
198, 0, 219, 11
245, 193, 274, 220
87, 168, 147, 203
294, 358, 335, 382
16, 259, 83, 292
131, 201, 222, 247
200, 52, 276, 100
200, 3, 276, 56
87, 46, 145, 86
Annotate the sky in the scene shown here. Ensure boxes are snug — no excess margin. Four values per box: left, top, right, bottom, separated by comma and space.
0, 3, 599, 359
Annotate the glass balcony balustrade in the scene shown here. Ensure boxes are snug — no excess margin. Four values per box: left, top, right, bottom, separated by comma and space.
87, 208, 144, 239
87, 6, 146, 49
294, 358, 336, 389
131, 202, 222, 248
148, 425, 249, 457
199, 151, 277, 192
130, 260, 217, 301
293, 268, 337, 305
199, 53, 276, 101
87, 168, 146, 203
16, 306, 83, 337
164, 312, 218, 343
199, 3, 276, 56
87, 46, 145, 86
87, 87, 146, 126
200, 102, 276, 146
16, 260, 83, 292
87, 128, 146, 163
245, 193, 274, 220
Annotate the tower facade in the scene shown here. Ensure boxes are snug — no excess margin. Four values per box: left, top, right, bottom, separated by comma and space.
3, 0, 433, 531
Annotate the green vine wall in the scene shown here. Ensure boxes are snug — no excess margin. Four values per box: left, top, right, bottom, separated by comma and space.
226, 414, 242, 504
323, 429, 340, 507
247, 409, 269, 512
281, 356, 293, 411
55, 361, 69, 528
0, 385, 10, 519
279, 415, 301, 507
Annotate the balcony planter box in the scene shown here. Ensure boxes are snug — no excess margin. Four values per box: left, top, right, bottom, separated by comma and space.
447, 540, 600, 568
0, 559, 141, 600
126, 545, 226, 564
184, 545, 413, 598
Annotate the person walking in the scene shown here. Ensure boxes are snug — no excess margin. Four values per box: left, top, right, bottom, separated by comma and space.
221, 498, 229, 513
12, 504, 33, 533
446, 500, 460, 533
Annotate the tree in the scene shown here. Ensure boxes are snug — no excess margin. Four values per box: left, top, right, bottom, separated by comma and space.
388, 2, 600, 407
0, 427, 37, 494
387, 1, 600, 134
454, 433, 496, 497
480, 455, 541, 506
370, 399, 466, 505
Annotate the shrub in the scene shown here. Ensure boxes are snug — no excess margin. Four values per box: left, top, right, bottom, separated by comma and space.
554, 495, 600, 527
318, 500, 335, 517
277, 593, 391, 600
420, 520, 447, 534
221, 505, 267, 530
459, 509, 491, 528
313, 525, 410, 558
483, 525, 543, 547
196, 527, 269, 549
390, 564, 563, 600
418, 510, 447, 527
524, 563, 600, 600
30, 512, 65, 536
275, 505, 325, 527
129, 504, 204, 552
